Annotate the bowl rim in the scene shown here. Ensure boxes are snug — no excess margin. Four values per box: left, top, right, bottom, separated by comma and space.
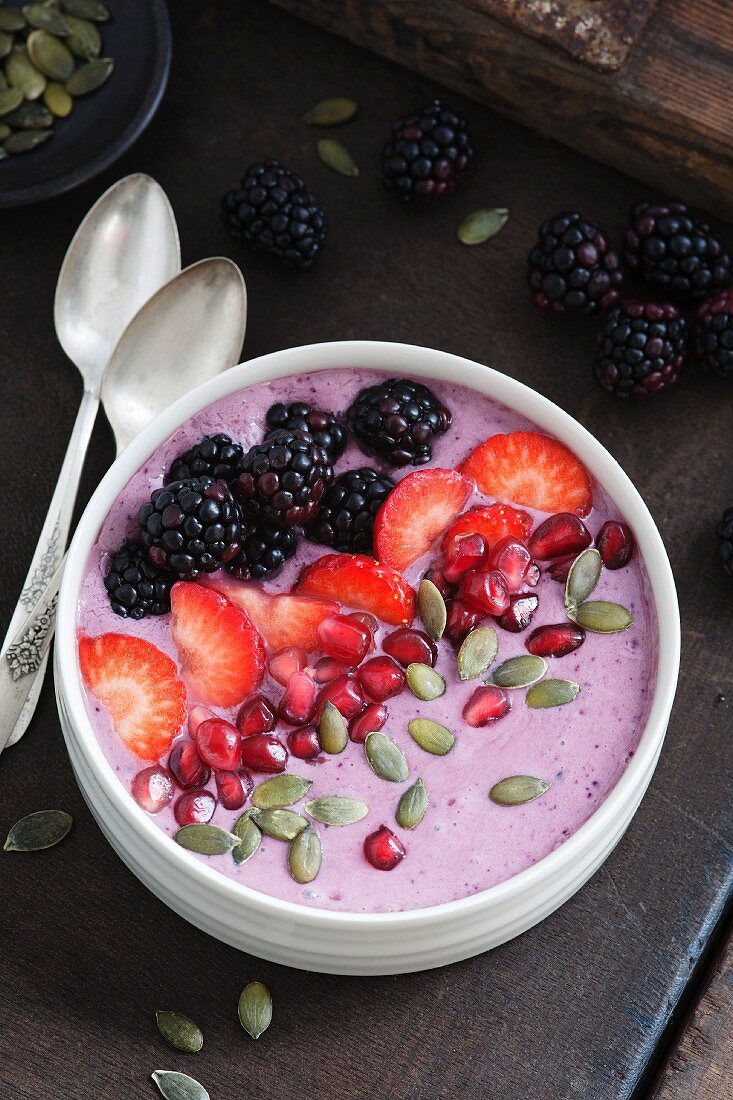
56, 339, 680, 929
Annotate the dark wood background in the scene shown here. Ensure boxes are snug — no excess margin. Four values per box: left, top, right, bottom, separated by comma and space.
1, 3, 731, 1097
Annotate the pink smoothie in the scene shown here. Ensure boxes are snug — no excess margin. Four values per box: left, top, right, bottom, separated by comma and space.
76, 369, 657, 913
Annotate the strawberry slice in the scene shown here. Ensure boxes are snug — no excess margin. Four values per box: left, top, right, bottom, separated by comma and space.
460, 432, 593, 517
170, 582, 265, 707
296, 553, 415, 626
206, 575, 338, 653
442, 502, 532, 551
78, 632, 186, 761
374, 469, 474, 571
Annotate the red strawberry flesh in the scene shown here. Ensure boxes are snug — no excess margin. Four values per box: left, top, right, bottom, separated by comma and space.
207, 575, 338, 652
268, 646, 308, 686
296, 553, 415, 626
442, 502, 533, 552
374, 468, 474, 571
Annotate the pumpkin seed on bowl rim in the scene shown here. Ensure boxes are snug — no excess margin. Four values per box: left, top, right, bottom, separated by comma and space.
564, 547, 602, 608
155, 1010, 204, 1054
365, 731, 409, 782
408, 718, 455, 756
489, 775, 551, 806
457, 207, 510, 246
252, 773, 312, 809
396, 778, 428, 830
568, 600, 633, 634
418, 578, 447, 640
526, 678, 581, 709
406, 662, 445, 701
64, 54, 112, 95
491, 654, 547, 689
251, 808, 308, 841
4, 809, 72, 851
152, 1070, 210, 1100
304, 796, 368, 825
457, 625, 498, 680
238, 981, 272, 1040
289, 824, 322, 883
304, 96, 359, 126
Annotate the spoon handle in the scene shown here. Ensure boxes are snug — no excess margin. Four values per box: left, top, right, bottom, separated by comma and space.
0, 388, 98, 747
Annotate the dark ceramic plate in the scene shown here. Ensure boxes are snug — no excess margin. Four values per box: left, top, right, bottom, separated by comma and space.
0, 0, 171, 208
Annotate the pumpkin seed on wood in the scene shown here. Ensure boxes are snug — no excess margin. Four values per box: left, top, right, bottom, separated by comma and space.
43, 80, 72, 116
526, 678, 581, 709
23, 5, 70, 35
288, 824, 322, 883
252, 808, 307, 841
174, 823, 240, 856
568, 600, 633, 634
319, 700, 348, 754
492, 654, 547, 689
0, 32, 13, 60
28, 30, 74, 80
61, 0, 110, 20
238, 981, 272, 1039
406, 662, 445, 701
4, 127, 51, 151
396, 778, 428, 830
418, 578, 447, 640
304, 96, 359, 126
4, 809, 72, 851
408, 718, 455, 756
252, 773, 312, 809
489, 775, 551, 806
365, 731, 409, 783
5, 99, 53, 128
317, 137, 359, 177
565, 547, 602, 608
457, 625, 498, 680
0, 11, 28, 33
304, 796, 368, 825
0, 86, 23, 116
6, 46, 47, 99
155, 1010, 204, 1054
457, 207, 510, 246
152, 1070, 210, 1100
64, 14, 100, 58
232, 810, 261, 865
64, 54, 112, 94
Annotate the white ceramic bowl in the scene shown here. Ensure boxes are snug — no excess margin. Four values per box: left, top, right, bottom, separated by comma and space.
55, 341, 680, 975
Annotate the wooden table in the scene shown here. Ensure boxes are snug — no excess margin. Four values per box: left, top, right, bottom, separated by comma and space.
1, 3, 731, 1096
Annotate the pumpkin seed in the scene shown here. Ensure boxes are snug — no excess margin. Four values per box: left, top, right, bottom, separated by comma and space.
317, 137, 359, 177
0, 70, 8, 91
251, 808, 307, 841
0, 85, 23, 115
526, 678, 581, 709
61, 0, 110, 20
288, 824, 322, 883
0, 122, 10, 139
457, 625, 498, 680
365, 731, 409, 783
0, 11, 28, 33
43, 79, 72, 116
152, 1070, 210, 1100
319, 700, 348, 754
64, 54, 112, 94
565, 547, 602, 608
408, 718, 455, 756
0, 146, 8, 160
406, 662, 445, 701
252, 773, 312, 809
457, 207, 510, 246
238, 981, 272, 1039
4, 127, 51, 151
64, 13, 100, 57
23, 4, 70, 35
5, 99, 53, 127
492, 654, 547, 689
568, 600, 633, 634
174, 823, 240, 856
6, 46, 47, 99
304, 96, 359, 126
155, 1010, 204, 1054
27, 29, 74, 80
489, 775, 551, 806
231, 810, 261, 865
0, 32, 12, 60
304, 796, 368, 825
396, 778, 428, 829
4, 809, 72, 851
418, 578, 447, 640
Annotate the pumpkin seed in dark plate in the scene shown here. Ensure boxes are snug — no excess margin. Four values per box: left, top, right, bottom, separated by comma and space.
64, 55, 112, 94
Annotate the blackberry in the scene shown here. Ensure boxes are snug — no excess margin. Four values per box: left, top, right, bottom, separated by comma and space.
347, 378, 451, 467
225, 520, 297, 581
104, 542, 173, 620
231, 429, 333, 527
527, 211, 623, 315
166, 434, 244, 485
382, 100, 473, 202
594, 301, 687, 399
695, 289, 733, 379
623, 201, 732, 301
718, 507, 733, 577
265, 401, 347, 462
222, 160, 326, 271
138, 477, 242, 579
305, 467, 394, 553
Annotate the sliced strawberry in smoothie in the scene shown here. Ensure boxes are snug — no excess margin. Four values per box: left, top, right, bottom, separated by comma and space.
296, 553, 415, 626
374, 468, 473, 571
208, 575, 338, 653
442, 502, 533, 551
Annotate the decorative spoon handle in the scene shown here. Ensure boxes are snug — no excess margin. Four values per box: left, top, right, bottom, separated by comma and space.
0, 388, 98, 746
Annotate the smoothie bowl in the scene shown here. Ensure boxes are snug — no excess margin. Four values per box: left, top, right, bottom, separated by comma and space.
55, 341, 679, 974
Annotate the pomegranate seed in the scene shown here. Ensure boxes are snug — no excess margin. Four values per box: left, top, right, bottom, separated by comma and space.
423, 559, 456, 600
268, 645, 307, 686
485, 537, 533, 593
349, 702, 387, 743
215, 769, 252, 810
525, 562, 541, 587
316, 674, 367, 721
279, 669, 317, 725
131, 766, 174, 814
287, 726, 322, 760
188, 703, 214, 737
358, 656, 406, 702
526, 622, 585, 658
443, 532, 488, 583
174, 788, 216, 826
529, 513, 591, 561
195, 718, 242, 771
364, 825, 406, 871
236, 694, 276, 738
546, 555, 574, 582
313, 656, 353, 683
495, 593, 539, 633
460, 569, 510, 616
349, 611, 379, 638
382, 627, 437, 668
240, 734, 288, 773
317, 613, 372, 664
462, 686, 511, 727
444, 598, 483, 645
596, 520, 635, 569
169, 739, 210, 789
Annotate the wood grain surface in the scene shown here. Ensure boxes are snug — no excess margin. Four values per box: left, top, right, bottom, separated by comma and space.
0, 3, 731, 1098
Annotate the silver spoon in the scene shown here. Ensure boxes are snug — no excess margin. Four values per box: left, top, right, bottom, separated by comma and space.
2, 173, 180, 748
0, 256, 247, 759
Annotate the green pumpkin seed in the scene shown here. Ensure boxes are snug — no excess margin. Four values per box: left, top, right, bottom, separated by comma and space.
0, 70, 8, 91
251, 808, 307, 841
304, 796, 368, 825
365, 731, 409, 783
0, 85, 23, 115
304, 96, 359, 126
457, 625, 498, 680
152, 1069, 210, 1100
61, 0, 110, 20
408, 718, 455, 756
492, 654, 547, 689
0, 146, 8, 160
317, 137, 359, 177
232, 810, 261, 865
0, 32, 13, 60
252, 773, 312, 809
155, 1010, 204, 1054
565, 548, 602, 608
457, 207, 510, 246
43, 80, 72, 116
526, 678, 581, 709
288, 824, 322, 883
418, 578, 447, 640
406, 662, 445, 701
0, 11, 28, 33
64, 13, 100, 57
568, 600, 633, 634
489, 775, 551, 806
0, 122, 10, 139
396, 778, 428, 830
4, 127, 52, 152
238, 981, 272, 1039
174, 823, 240, 856
64, 54, 112, 94
23, 4, 70, 34
5, 99, 53, 128
6, 46, 47, 99
27, 29, 74, 80
319, 700, 348, 754
4, 809, 72, 851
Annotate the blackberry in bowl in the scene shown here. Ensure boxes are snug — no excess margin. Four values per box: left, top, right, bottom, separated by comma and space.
347, 377, 451, 466
231, 429, 333, 527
